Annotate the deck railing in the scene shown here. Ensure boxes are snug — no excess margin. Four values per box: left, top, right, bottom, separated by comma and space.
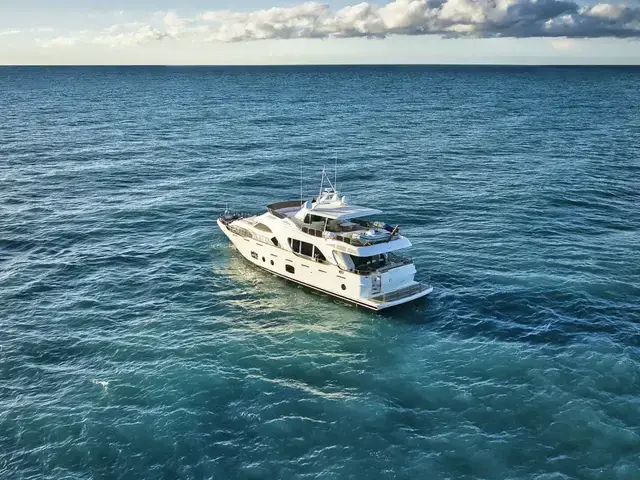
293, 220, 398, 247
225, 221, 273, 245
331, 233, 398, 247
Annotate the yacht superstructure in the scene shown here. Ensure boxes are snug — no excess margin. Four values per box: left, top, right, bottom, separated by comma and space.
217, 169, 432, 310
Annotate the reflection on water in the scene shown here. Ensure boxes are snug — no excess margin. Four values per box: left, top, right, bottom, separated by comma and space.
212, 245, 377, 338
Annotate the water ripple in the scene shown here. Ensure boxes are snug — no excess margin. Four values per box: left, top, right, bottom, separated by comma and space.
1, 65, 639, 479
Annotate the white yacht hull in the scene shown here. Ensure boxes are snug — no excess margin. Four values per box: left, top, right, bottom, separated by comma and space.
218, 218, 432, 311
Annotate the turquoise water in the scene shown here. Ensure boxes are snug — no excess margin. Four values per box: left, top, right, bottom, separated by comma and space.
1, 65, 639, 479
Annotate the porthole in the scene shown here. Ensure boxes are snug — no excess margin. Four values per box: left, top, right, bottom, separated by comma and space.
262, 256, 266, 262
270, 260, 274, 266
341, 284, 346, 291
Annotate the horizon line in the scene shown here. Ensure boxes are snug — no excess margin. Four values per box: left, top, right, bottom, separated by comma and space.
1, 63, 640, 67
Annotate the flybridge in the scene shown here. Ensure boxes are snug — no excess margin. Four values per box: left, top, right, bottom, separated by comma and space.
307, 166, 382, 220
306, 203, 382, 221
266, 198, 381, 221
294, 195, 382, 222
268, 167, 402, 248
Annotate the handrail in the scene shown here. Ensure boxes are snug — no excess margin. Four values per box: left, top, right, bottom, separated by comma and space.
219, 212, 256, 224
291, 218, 399, 247
326, 232, 399, 247
225, 221, 272, 245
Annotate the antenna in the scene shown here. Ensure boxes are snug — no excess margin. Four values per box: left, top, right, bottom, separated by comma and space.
334, 154, 337, 192
300, 161, 303, 205
318, 165, 325, 200
318, 165, 338, 201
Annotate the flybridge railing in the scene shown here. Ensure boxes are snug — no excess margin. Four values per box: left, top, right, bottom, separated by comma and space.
264, 200, 401, 247
329, 233, 399, 247
308, 228, 400, 247
292, 219, 399, 247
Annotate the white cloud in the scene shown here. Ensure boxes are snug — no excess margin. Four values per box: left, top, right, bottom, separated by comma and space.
163, 11, 193, 37
201, 3, 331, 41
0, 28, 21, 36
92, 25, 171, 47
39, 35, 83, 48
587, 3, 624, 19
104, 22, 144, 34
32, 0, 640, 50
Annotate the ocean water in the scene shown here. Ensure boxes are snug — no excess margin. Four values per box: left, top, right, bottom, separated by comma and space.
1, 65, 639, 479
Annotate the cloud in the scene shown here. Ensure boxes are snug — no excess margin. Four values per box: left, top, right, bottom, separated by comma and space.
92, 25, 171, 47
104, 22, 144, 34
201, 3, 332, 41
0, 28, 22, 36
39, 35, 83, 48
199, 0, 640, 41
33, 0, 640, 48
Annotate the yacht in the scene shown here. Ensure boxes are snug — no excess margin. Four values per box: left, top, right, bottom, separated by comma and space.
217, 169, 433, 310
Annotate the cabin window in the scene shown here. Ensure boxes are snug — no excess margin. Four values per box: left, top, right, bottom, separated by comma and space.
288, 238, 316, 258
251, 252, 258, 260
254, 223, 272, 233
304, 214, 326, 224
285, 265, 295, 274
313, 247, 327, 262
288, 238, 301, 253
350, 254, 386, 270
300, 241, 313, 257
271, 237, 279, 247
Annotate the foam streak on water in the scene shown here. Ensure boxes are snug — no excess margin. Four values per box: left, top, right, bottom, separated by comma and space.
1, 66, 639, 479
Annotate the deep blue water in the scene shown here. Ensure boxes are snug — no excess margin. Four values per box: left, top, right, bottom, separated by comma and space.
1, 65, 639, 479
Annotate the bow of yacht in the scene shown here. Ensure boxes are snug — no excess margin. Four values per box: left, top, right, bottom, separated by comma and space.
217, 169, 432, 310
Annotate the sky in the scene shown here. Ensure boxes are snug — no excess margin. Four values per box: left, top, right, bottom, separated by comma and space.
1, 0, 639, 65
